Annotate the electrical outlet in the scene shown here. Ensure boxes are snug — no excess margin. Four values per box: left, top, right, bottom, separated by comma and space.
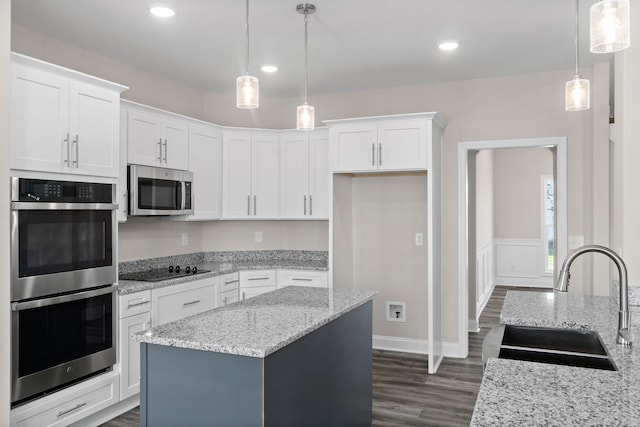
181, 233, 188, 246
415, 233, 424, 246
255, 231, 263, 243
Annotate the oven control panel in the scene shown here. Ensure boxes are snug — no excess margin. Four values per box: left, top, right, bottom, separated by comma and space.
15, 178, 113, 203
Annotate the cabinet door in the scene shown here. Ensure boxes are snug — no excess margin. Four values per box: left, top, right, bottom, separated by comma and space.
162, 118, 189, 170
308, 130, 330, 218
330, 122, 377, 172
377, 119, 427, 171
68, 81, 120, 177
241, 286, 275, 300
10, 62, 70, 173
222, 132, 252, 218
189, 124, 222, 220
119, 311, 150, 400
151, 279, 217, 326
220, 289, 239, 306
251, 134, 279, 218
279, 132, 309, 219
127, 108, 162, 167
276, 270, 328, 288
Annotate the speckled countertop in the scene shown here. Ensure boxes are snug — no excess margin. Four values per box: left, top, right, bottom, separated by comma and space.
118, 250, 328, 295
133, 286, 376, 358
471, 291, 640, 426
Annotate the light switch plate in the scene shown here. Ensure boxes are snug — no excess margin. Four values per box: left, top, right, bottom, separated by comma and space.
255, 231, 263, 243
415, 233, 424, 246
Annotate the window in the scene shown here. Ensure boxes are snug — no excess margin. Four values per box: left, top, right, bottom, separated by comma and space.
541, 175, 554, 274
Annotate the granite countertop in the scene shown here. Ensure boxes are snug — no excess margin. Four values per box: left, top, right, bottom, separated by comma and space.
471, 291, 640, 426
133, 286, 376, 358
118, 258, 328, 295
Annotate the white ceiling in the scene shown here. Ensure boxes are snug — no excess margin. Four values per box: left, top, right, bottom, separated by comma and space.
11, 0, 611, 98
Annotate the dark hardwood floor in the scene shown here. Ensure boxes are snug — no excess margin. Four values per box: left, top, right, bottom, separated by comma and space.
101, 286, 544, 427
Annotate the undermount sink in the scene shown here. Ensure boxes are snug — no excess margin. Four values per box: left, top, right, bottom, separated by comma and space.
483, 324, 618, 371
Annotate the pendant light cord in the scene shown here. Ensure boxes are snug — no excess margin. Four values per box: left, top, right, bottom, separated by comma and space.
245, 0, 250, 75
304, 14, 309, 103
574, 0, 579, 77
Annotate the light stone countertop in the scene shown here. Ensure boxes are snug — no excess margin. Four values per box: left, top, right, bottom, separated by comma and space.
133, 286, 377, 358
471, 290, 640, 426
118, 259, 328, 295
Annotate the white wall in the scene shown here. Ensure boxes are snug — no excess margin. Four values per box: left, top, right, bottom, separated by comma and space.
475, 150, 494, 249
1, 0, 10, 422
11, 25, 612, 346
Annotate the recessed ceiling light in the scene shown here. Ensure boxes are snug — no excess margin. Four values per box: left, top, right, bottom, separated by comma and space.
438, 41, 459, 51
261, 65, 279, 73
150, 6, 175, 18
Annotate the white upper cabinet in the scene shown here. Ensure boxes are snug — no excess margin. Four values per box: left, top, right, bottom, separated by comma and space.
279, 129, 329, 219
188, 123, 222, 220
10, 53, 127, 178
222, 131, 279, 219
126, 102, 189, 170
326, 113, 445, 173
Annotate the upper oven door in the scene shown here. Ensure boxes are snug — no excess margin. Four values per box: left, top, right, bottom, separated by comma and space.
10, 203, 117, 301
128, 164, 193, 215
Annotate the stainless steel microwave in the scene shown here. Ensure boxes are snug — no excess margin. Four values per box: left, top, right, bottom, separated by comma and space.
128, 164, 193, 216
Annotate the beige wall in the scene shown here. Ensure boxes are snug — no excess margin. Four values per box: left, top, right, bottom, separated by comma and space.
493, 148, 553, 239
1, 0, 10, 422
11, 26, 613, 345
475, 150, 494, 249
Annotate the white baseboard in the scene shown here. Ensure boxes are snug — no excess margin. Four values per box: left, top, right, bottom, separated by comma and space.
372, 335, 467, 359
494, 277, 553, 287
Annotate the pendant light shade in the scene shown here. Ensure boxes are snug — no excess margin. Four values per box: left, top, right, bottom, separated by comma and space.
590, 0, 631, 53
566, 0, 590, 111
236, 0, 259, 109
565, 77, 591, 111
296, 4, 316, 131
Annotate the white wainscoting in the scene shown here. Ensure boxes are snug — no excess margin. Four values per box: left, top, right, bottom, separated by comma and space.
469, 242, 495, 332
494, 239, 553, 287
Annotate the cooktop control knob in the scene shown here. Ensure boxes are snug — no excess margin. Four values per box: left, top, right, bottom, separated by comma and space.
185, 266, 191, 273
192, 266, 198, 274
175, 265, 181, 273
169, 265, 174, 272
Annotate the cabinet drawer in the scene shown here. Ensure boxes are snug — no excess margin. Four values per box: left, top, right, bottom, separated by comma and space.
239, 270, 276, 288
277, 270, 328, 288
119, 290, 151, 318
11, 372, 119, 427
152, 279, 217, 326
220, 272, 240, 293
220, 289, 239, 306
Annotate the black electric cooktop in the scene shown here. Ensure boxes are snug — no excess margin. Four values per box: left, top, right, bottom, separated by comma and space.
119, 266, 210, 282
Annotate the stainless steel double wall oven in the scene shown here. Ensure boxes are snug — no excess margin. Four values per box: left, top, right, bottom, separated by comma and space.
10, 177, 118, 405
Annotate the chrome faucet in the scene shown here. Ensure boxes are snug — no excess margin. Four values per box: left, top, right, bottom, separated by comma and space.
556, 245, 632, 346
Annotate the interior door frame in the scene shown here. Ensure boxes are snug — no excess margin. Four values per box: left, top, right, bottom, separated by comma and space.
457, 137, 567, 357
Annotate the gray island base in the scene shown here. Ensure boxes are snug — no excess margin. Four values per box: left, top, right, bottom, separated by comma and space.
135, 286, 377, 427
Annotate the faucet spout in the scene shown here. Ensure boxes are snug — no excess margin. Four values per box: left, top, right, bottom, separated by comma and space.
556, 245, 632, 347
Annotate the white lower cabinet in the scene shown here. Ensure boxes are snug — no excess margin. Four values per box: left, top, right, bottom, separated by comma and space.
219, 272, 239, 306
276, 270, 328, 288
10, 371, 119, 427
151, 277, 219, 326
239, 270, 276, 300
118, 290, 151, 400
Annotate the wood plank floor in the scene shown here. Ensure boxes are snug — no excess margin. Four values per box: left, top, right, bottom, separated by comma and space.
100, 286, 544, 427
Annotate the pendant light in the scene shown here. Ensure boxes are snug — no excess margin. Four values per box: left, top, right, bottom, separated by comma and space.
590, 0, 631, 53
296, 4, 316, 131
236, 0, 259, 109
565, 0, 590, 111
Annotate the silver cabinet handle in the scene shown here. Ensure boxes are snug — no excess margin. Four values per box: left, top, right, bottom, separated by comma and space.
247, 195, 251, 216
304, 195, 307, 215
223, 297, 228, 305
183, 300, 200, 307
64, 133, 70, 166
309, 195, 313, 216
242, 291, 246, 300
57, 402, 87, 418
157, 138, 162, 161
163, 139, 168, 163
253, 195, 257, 215
224, 279, 239, 285
248, 277, 270, 281
292, 278, 313, 281
378, 143, 382, 166
127, 300, 150, 309
72, 134, 79, 167
123, 192, 128, 215
371, 143, 375, 166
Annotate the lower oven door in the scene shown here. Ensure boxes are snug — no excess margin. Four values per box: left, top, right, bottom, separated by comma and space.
11, 285, 116, 405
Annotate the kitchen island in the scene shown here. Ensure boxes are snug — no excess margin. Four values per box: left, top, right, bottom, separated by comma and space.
471, 290, 640, 426
134, 286, 377, 427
